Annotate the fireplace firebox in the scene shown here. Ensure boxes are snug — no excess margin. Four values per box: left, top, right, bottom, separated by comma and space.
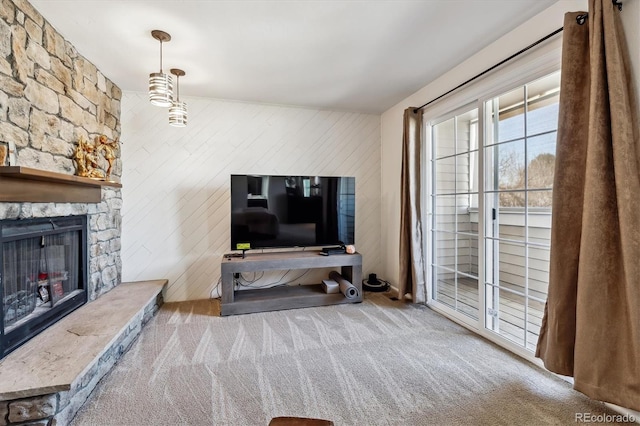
1, 215, 88, 359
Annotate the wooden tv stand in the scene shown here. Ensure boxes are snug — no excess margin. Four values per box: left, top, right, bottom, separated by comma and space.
220, 250, 362, 316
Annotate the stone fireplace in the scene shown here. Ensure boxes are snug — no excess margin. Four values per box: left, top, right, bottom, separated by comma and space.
1, 0, 124, 357
0, 2, 137, 423
0, 0, 123, 304
1, 215, 88, 358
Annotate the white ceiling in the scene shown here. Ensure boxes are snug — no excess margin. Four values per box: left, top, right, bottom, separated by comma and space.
30, 0, 557, 114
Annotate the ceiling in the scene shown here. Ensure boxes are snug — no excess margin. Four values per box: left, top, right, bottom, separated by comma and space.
30, 0, 557, 114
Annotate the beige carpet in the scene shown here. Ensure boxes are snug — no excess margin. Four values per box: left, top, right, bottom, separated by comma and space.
71, 294, 615, 425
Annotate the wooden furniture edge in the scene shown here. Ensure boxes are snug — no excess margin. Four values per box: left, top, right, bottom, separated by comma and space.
0, 166, 122, 188
220, 251, 362, 316
0, 166, 122, 203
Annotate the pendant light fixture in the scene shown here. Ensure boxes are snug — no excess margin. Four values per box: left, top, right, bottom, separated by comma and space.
169, 68, 187, 127
148, 30, 173, 107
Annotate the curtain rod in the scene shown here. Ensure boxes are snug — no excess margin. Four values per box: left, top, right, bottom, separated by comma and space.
413, 0, 623, 113
413, 27, 563, 113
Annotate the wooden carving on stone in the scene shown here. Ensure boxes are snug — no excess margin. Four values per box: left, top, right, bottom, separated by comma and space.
73, 135, 120, 181
0, 144, 7, 166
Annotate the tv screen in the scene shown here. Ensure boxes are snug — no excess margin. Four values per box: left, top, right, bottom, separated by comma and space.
230, 175, 355, 250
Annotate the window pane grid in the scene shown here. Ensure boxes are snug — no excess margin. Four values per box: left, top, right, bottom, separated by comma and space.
484, 129, 558, 147
485, 236, 550, 249
523, 84, 530, 349
482, 71, 559, 352
432, 108, 479, 320
485, 188, 552, 194
455, 269, 479, 281
434, 148, 479, 161
485, 281, 526, 297
432, 264, 479, 280
526, 293, 547, 304
434, 229, 478, 239
433, 192, 479, 197
429, 72, 559, 351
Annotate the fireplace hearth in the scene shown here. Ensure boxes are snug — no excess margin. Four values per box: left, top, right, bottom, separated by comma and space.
1, 216, 88, 359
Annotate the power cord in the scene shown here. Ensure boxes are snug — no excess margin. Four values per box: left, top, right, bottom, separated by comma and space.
210, 277, 222, 299
238, 268, 311, 289
238, 271, 265, 285
210, 266, 313, 299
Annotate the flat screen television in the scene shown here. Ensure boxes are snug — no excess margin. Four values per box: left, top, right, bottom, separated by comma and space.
230, 174, 355, 250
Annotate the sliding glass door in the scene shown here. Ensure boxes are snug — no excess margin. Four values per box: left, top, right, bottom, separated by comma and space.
430, 107, 479, 321
428, 71, 560, 353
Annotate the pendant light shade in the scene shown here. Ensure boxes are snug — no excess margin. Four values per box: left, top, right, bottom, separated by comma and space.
169, 68, 187, 127
149, 30, 173, 107
149, 72, 173, 106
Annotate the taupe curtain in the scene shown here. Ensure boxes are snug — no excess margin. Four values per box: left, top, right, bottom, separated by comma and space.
536, 0, 640, 411
398, 108, 426, 303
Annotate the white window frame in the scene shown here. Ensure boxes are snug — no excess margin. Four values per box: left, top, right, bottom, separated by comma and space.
422, 35, 562, 365
426, 102, 480, 328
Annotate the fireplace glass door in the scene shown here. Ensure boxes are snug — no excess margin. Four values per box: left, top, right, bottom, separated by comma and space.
1, 216, 87, 358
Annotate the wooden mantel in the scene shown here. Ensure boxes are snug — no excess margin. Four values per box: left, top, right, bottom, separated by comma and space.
0, 166, 122, 203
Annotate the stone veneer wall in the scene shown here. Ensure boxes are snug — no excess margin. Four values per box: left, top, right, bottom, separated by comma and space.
0, 283, 165, 426
0, 0, 122, 300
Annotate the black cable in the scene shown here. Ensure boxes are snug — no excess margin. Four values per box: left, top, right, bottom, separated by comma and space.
211, 267, 311, 298
239, 271, 264, 284
239, 268, 310, 289
210, 276, 221, 299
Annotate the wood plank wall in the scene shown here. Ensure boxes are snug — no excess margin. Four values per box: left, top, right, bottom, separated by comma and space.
119, 93, 381, 302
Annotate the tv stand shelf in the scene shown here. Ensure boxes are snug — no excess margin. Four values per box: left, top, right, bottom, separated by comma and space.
220, 250, 362, 316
